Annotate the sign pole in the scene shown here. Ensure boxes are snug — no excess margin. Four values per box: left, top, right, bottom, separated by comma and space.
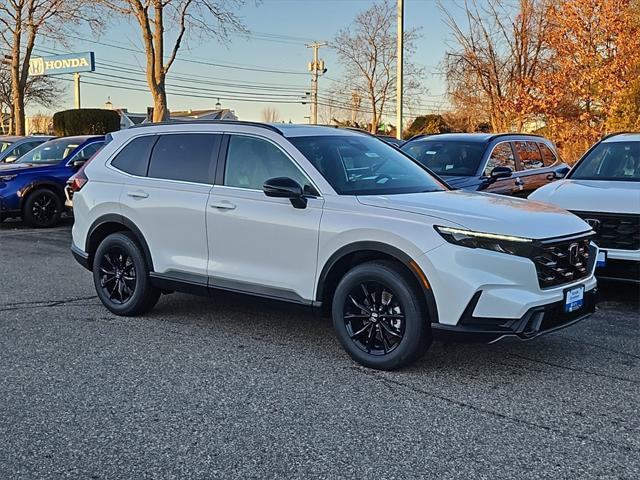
74, 73, 81, 109
396, 0, 404, 140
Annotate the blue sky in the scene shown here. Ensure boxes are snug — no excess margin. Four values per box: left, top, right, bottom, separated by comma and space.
33, 0, 461, 123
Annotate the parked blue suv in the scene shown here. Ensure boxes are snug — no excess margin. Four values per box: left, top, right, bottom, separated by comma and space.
400, 133, 570, 196
0, 136, 104, 227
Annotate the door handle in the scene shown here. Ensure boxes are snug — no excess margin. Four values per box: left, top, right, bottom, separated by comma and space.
515, 178, 524, 186
210, 200, 236, 210
127, 190, 149, 199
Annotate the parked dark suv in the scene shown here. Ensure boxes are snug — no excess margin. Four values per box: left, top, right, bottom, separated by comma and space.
400, 133, 569, 196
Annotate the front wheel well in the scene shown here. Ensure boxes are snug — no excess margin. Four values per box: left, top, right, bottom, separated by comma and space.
317, 250, 431, 318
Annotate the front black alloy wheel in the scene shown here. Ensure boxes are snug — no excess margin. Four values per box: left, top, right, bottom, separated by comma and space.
332, 261, 431, 370
23, 188, 62, 228
93, 232, 160, 316
343, 281, 405, 355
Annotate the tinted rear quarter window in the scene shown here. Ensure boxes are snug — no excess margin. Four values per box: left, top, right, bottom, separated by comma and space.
148, 134, 220, 183
111, 136, 156, 176
538, 143, 558, 167
515, 141, 544, 170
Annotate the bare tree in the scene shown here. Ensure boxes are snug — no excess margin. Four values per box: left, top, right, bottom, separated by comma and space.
99, 0, 247, 122
261, 107, 281, 123
332, 0, 424, 133
0, 0, 100, 135
441, 0, 552, 132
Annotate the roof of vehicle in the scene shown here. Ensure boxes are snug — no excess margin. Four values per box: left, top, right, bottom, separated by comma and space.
601, 132, 640, 143
44, 135, 104, 143
404, 132, 546, 144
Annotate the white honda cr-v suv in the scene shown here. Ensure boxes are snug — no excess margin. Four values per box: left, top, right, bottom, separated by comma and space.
69, 122, 599, 370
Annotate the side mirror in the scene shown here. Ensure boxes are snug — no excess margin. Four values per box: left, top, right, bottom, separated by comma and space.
263, 177, 307, 209
489, 166, 513, 181
4, 155, 18, 163
552, 166, 570, 179
71, 159, 86, 169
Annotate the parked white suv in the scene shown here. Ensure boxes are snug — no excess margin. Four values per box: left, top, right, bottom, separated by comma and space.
70, 122, 599, 370
530, 133, 639, 284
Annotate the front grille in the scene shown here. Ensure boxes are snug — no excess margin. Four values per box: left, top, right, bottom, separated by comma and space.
571, 211, 640, 251
532, 235, 594, 289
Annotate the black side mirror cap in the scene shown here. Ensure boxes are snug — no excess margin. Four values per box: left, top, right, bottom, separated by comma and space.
263, 177, 307, 209
489, 166, 513, 182
553, 166, 570, 179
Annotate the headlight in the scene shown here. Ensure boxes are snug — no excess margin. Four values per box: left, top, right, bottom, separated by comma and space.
435, 225, 534, 257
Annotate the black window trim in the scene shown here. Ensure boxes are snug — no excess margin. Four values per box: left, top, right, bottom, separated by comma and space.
216, 132, 322, 197
108, 132, 223, 186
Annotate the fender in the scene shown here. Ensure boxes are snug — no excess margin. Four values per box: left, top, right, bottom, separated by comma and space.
18, 179, 65, 209
316, 241, 439, 323
86, 213, 154, 271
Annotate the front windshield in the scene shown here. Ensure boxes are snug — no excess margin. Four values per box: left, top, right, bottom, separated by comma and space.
401, 139, 485, 176
16, 138, 80, 164
289, 135, 446, 195
0, 141, 13, 153
570, 141, 640, 181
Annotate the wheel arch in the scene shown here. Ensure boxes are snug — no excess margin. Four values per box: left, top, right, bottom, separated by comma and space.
18, 180, 65, 209
316, 241, 439, 323
86, 214, 154, 271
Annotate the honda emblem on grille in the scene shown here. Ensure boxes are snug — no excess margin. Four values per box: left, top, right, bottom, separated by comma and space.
568, 243, 580, 266
585, 218, 601, 231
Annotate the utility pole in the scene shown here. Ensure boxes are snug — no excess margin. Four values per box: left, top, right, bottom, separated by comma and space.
306, 42, 327, 125
351, 90, 361, 125
396, 0, 404, 140
74, 73, 81, 109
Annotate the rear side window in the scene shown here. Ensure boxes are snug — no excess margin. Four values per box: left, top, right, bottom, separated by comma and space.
515, 141, 543, 170
111, 136, 156, 176
538, 143, 558, 167
148, 134, 220, 183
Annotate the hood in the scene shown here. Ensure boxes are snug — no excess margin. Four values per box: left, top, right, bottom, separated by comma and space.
0, 162, 53, 175
529, 179, 640, 215
357, 190, 591, 240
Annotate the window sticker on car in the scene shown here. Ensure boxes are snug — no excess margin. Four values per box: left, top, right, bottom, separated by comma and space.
425, 151, 436, 155
445, 164, 454, 170
365, 152, 380, 157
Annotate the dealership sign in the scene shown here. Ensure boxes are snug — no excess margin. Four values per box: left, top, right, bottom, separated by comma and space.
29, 52, 95, 76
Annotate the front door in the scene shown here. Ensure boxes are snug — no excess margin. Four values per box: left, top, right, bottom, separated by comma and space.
207, 134, 323, 303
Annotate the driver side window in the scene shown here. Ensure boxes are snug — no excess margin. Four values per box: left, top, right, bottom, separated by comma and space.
224, 135, 312, 192
485, 142, 515, 176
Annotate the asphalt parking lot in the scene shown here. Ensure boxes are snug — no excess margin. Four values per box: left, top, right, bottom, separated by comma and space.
0, 220, 638, 479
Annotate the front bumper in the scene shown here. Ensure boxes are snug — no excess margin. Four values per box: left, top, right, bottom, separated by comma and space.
432, 287, 597, 343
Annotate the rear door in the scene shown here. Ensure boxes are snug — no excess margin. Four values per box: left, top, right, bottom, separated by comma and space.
117, 133, 221, 279
512, 140, 555, 196
481, 141, 518, 195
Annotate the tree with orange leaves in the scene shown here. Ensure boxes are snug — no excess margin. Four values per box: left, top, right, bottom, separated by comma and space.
535, 0, 640, 159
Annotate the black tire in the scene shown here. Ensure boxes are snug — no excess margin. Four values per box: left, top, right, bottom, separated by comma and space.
332, 261, 431, 370
22, 188, 62, 228
93, 232, 160, 316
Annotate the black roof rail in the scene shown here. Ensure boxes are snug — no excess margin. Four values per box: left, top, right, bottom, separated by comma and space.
129, 119, 284, 135
487, 132, 543, 141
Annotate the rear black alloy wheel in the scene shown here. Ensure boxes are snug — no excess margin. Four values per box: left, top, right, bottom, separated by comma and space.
344, 282, 405, 356
93, 232, 160, 316
332, 261, 431, 370
23, 188, 62, 228
98, 246, 137, 305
